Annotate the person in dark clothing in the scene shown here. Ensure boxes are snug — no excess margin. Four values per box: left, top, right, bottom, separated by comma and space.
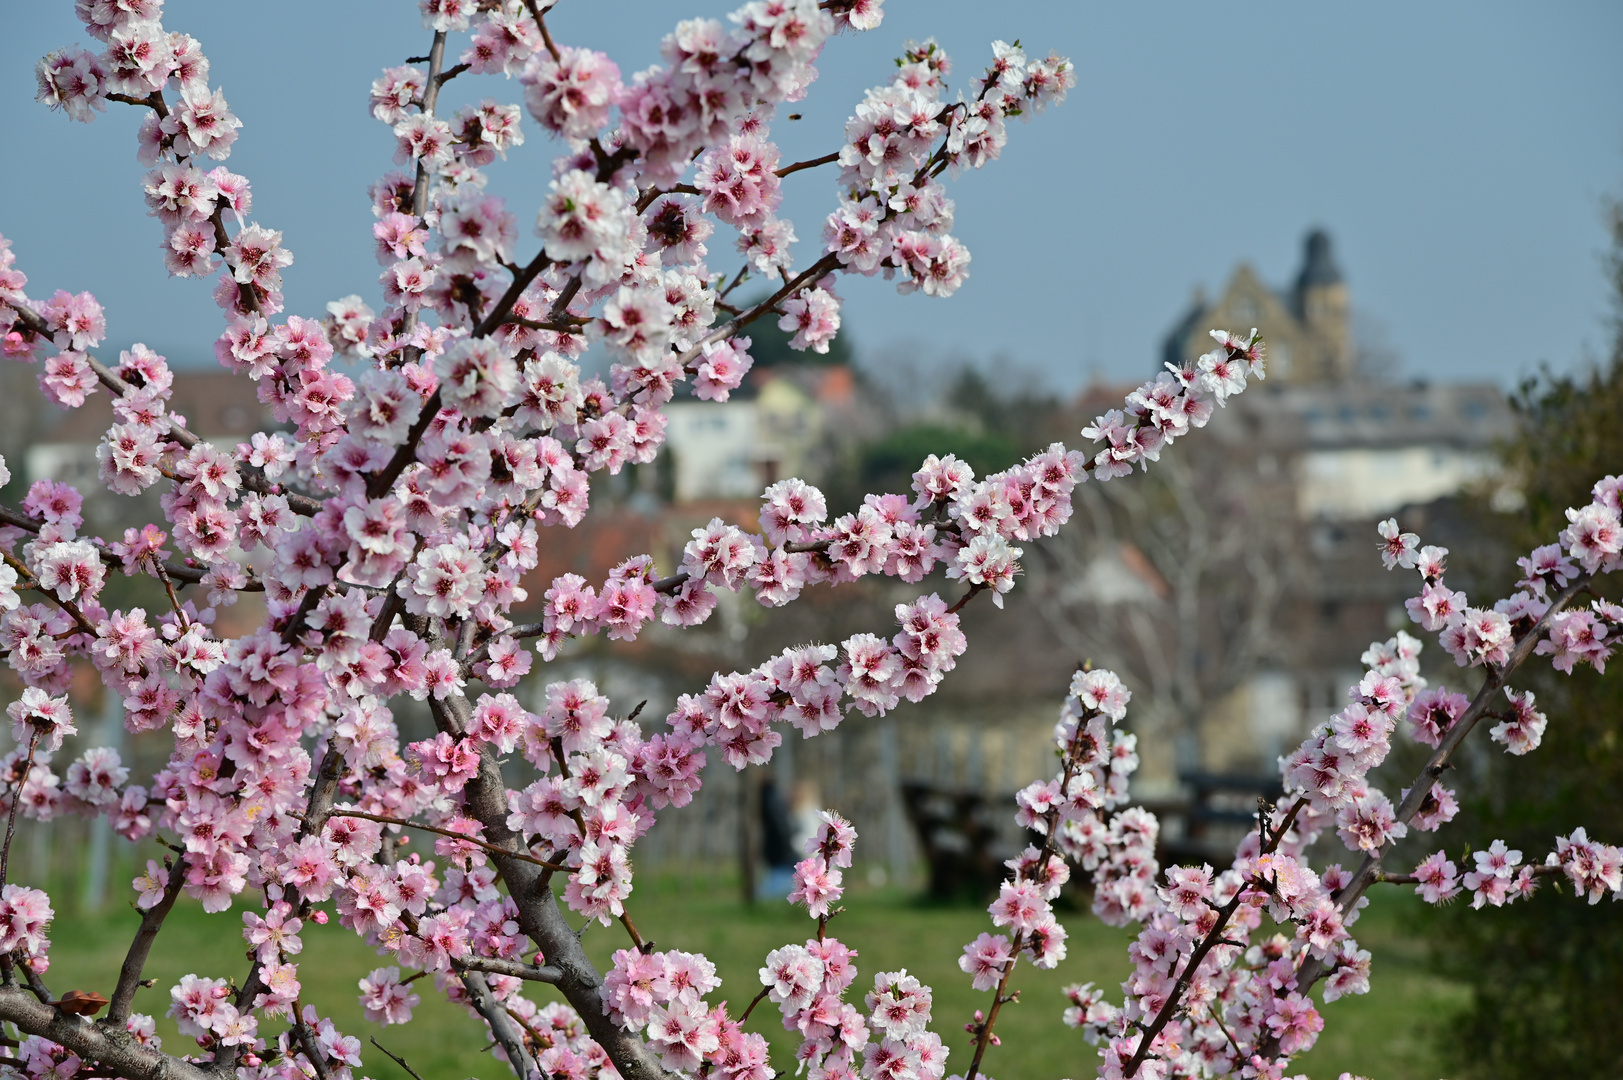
759, 778, 796, 899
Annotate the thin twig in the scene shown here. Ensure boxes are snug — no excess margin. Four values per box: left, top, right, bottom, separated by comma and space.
151, 559, 190, 628
317, 809, 568, 872
521, 0, 563, 62
618, 909, 646, 951
0, 504, 261, 590
1209, 1006, 1244, 1059
1375, 862, 1561, 887
960, 705, 1100, 1080
737, 986, 771, 1026
946, 583, 987, 616
107, 854, 189, 1024
456, 956, 564, 984
19, 964, 51, 1007
715, 263, 752, 304
672, 252, 842, 369
773, 151, 840, 178
0, 734, 41, 888
432, 61, 471, 88
0, 551, 101, 640
369, 1038, 426, 1080
71, 343, 319, 515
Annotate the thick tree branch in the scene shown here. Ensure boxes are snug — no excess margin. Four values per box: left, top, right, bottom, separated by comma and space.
460, 970, 540, 1079
0, 988, 215, 1080
426, 695, 676, 1080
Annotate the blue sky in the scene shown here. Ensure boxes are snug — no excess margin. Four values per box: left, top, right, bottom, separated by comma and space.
4, 1, 1621, 394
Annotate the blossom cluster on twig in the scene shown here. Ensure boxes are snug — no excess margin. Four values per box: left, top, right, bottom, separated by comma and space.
983, 482, 1620, 1080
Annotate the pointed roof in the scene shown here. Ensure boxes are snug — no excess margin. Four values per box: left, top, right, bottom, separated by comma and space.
1295, 229, 1342, 290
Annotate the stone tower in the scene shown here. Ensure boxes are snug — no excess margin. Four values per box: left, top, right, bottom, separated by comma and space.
1161, 228, 1355, 384
1293, 229, 1352, 381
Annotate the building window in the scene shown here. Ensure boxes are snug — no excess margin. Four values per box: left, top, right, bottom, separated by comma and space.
1270, 341, 1291, 376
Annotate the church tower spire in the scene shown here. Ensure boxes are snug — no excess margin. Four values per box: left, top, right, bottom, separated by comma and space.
1294, 229, 1352, 380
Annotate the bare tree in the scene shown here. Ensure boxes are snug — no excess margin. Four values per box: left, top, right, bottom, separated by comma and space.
1026, 426, 1294, 778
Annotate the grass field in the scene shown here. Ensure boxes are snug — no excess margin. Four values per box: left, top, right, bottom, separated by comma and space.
32, 867, 1464, 1080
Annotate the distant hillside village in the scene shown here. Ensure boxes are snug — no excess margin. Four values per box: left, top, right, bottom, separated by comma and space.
0, 231, 1521, 880
1163, 229, 1510, 520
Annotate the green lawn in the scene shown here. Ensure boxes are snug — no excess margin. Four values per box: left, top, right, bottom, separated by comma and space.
34, 872, 1462, 1080
1289, 893, 1467, 1080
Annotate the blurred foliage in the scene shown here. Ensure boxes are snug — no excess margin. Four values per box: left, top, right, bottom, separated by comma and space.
850, 423, 1020, 500
735, 291, 855, 368
939, 366, 1060, 442
827, 366, 1062, 511
1426, 201, 1623, 1079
